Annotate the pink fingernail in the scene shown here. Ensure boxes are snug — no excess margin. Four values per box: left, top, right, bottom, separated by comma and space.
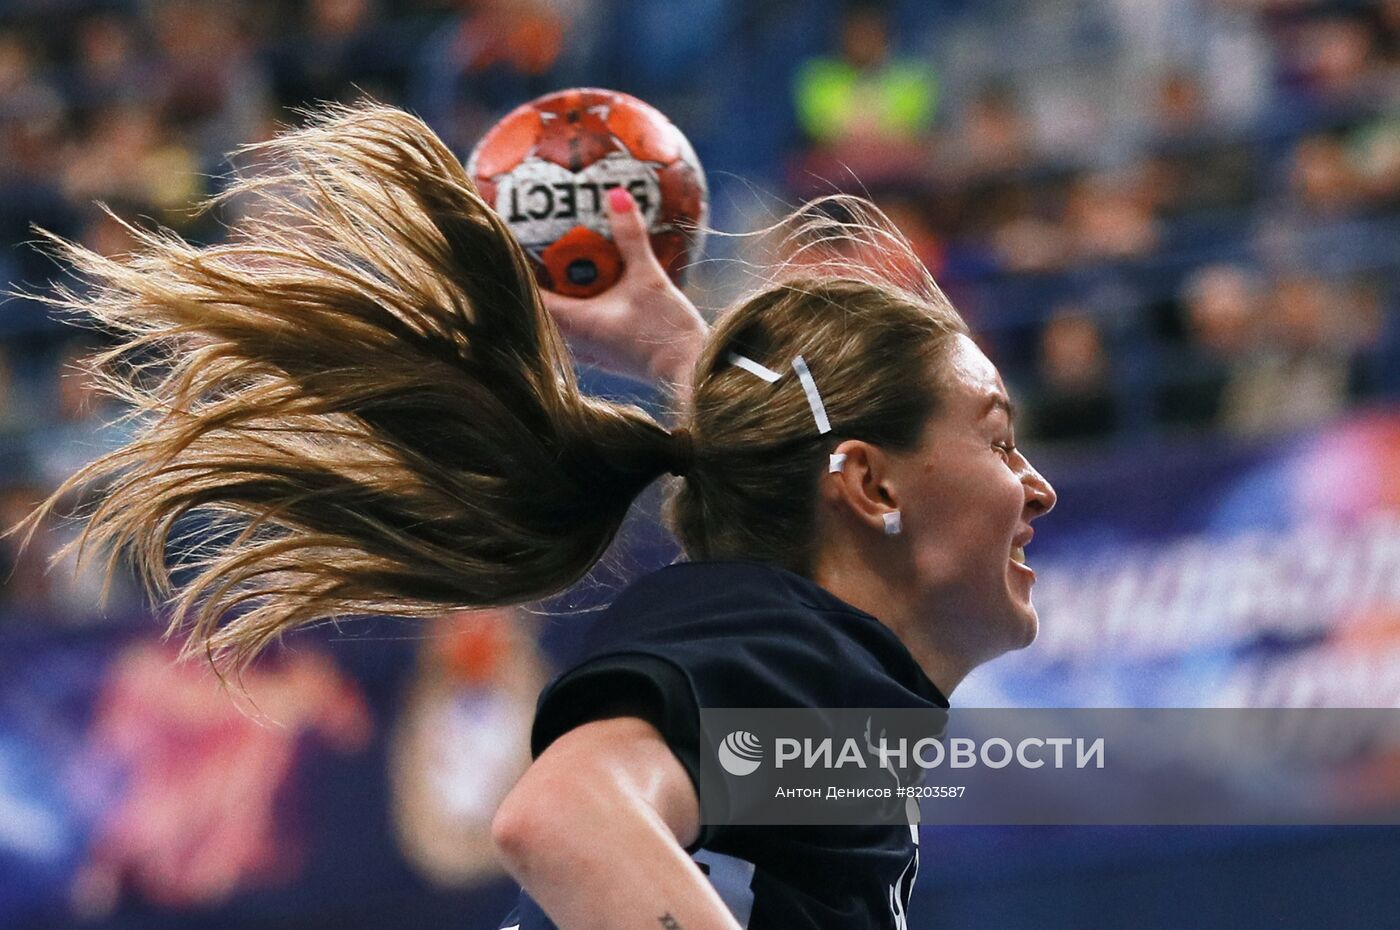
608, 187, 634, 212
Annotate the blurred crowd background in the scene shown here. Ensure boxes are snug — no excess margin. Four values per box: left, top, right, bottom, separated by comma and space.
1, 0, 1398, 621
1, 1, 1398, 928
2, 0, 1400, 624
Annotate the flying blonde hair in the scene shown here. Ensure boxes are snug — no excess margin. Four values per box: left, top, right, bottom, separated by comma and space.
20, 103, 967, 671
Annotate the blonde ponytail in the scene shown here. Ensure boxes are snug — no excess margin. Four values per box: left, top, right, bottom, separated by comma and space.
23, 103, 678, 670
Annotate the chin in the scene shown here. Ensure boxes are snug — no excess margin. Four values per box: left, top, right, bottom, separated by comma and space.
975, 608, 1038, 668
1006, 605, 1039, 651
995, 578, 1040, 651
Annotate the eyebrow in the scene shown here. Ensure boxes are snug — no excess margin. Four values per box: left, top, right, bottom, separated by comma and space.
982, 394, 1017, 423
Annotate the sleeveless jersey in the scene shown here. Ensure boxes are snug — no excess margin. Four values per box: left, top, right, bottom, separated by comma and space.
496, 560, 949, 929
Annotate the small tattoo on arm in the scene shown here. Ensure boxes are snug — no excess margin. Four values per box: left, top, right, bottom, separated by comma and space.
658, 914, 683, 929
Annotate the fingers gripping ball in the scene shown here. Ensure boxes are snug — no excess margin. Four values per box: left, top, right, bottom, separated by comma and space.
467, 88, 709, 298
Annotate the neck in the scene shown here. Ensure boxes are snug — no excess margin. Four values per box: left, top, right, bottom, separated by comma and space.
810, 552, 974, 696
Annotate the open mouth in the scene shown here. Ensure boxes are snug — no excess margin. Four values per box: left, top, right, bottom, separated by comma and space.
1009, 531, 1035, 581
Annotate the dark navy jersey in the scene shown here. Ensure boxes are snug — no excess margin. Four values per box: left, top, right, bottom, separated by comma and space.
496, 560, 949, 930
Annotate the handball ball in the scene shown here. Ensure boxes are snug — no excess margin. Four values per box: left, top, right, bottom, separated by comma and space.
467, 88, 708, 298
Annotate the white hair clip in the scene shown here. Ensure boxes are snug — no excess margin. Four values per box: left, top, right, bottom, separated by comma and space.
727, 351, 832, 435
828, 452, 847, 473
883, 511, 903, 536
727, 352, 782, 383
790, 355, 831, 435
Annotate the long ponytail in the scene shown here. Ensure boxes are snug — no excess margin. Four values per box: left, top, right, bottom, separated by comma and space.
24, 103, 681, 670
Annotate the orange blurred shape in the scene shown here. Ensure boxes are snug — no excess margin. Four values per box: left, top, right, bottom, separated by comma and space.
434, 609, 514, 685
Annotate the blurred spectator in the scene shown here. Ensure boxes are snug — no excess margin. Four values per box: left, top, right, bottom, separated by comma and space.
1348, 116, 1400, 206
1028, 308, 1118, 442
875, 193, 945, 277
1157, 264, 1262, 429
1142, 142, 1258, 217
792, 3, 937, 184
60, 103, 205, 231
952, 80, 1033, 179
1255, 130, 1379, 276
1138, 66, 1261, 217
1291, 133, 1364, 215
0, 30, 63, 128
65, 14, 159, 114
992, 208, 1068, 274
1284, 10, 1385, 107
1064, 169, 1160, 263
794, 4, 936, 145
0, 29, 76, 281
1152, 68, 1211, 141
413, 0, 569, 155
266, 0, 407, 110
1187, 265, 1261, 358
150, 0, 269, 157
1220, 275, 1351, 437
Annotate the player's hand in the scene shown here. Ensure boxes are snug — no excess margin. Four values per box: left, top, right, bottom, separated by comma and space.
541, 188, 709, 401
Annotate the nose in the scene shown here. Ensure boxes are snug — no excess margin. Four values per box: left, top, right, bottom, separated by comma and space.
1021, 459, 1056, 518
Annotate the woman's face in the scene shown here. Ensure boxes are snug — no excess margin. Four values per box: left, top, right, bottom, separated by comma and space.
888, 334, 1056, 663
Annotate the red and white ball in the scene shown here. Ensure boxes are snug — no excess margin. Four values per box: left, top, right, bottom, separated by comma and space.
467, 88, 708, 298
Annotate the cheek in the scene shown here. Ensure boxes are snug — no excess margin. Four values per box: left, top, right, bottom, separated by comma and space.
907, 460, 1021, 578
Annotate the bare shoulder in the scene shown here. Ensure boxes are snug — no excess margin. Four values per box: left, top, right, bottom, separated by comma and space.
508, 715, 701, 848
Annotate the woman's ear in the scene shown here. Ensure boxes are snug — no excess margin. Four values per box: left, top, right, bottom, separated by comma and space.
822, 440, 899, 535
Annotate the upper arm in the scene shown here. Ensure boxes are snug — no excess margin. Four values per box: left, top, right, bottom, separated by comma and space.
495, 714, 702, 857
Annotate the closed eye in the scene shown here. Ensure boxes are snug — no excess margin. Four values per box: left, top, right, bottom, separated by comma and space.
993, 442, 1015, 461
